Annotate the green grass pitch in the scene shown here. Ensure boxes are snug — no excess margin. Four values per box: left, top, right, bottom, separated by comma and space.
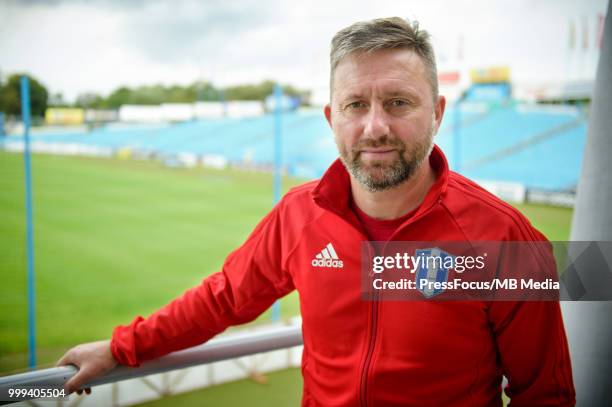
0, 151, 305, 373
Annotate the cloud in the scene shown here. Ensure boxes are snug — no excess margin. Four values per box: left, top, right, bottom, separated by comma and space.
116, 0, 280, 64
6, 0, 149, 10
0, 0, 607, 102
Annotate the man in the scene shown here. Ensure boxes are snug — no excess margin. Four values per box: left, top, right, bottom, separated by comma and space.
59, 17, 575, 406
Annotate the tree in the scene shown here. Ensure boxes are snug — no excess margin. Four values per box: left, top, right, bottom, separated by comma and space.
75, 92, 106, 109
106, 87, 132, 109
192, 81, 219, 101
49, 92, 69, 107
223, 80, 309, 101
71, 80, 308, 110
0, 73, 48, 117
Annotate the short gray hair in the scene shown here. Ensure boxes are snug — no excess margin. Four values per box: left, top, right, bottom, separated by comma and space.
330, 17, 438, 101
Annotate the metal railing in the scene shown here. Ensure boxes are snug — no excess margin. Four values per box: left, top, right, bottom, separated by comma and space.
0, 325, 303, 406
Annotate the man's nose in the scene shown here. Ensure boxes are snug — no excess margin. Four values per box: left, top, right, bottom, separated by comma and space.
363, 104, 390, 139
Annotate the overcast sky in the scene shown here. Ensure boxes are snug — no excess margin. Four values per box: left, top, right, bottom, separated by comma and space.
0, 0, 608, 103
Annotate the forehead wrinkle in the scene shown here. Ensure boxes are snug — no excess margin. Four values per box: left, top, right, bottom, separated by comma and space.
337, 81, 421, 104
332, 49, 429, 103
331, 49, 430, 100
336, 49, 425, 80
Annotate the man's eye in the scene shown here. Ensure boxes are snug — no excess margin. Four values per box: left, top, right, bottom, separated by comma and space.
389, 99, 409, 107
346, 101, 366, 109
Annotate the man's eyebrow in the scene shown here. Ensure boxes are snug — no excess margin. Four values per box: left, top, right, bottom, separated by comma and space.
340, 90, 419, 100
385, 90, 419, 98
339, 93, 364, 102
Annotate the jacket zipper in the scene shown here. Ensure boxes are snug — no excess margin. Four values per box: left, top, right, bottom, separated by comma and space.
358, 198, 443, 407
360, 287, 379, 407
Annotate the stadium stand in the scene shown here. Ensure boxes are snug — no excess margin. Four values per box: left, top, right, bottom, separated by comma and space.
0, 103, 588, 193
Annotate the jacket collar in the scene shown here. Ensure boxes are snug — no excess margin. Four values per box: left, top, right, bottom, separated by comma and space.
312, 144, 450, 221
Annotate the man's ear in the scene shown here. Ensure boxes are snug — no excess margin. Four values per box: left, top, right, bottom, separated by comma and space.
324, 104, 332, 128
434, 95, 446, 133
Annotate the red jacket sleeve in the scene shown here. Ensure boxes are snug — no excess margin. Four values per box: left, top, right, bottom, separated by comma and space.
488, 301, 575, 406
488, 228, 575, 406
111, 204, 295, 366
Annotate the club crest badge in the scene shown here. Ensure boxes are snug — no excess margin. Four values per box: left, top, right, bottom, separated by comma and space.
414, 248, 453, 298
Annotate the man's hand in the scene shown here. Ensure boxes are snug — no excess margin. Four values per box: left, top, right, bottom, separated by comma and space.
56, 340, 118, 395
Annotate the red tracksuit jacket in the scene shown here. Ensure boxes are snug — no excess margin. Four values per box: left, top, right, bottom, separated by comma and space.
111, 146, 575, 406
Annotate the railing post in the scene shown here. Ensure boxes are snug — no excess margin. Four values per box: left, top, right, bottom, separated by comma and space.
20, 75, 37, 370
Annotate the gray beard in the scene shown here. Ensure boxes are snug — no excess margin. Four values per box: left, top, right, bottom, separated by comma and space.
339, 136, 434, 192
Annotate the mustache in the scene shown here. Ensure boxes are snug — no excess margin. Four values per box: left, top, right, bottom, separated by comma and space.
352, 135, 406, 151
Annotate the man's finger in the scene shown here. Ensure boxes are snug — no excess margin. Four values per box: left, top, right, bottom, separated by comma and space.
65, 369, 92, 394
56, 352, 73, 367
